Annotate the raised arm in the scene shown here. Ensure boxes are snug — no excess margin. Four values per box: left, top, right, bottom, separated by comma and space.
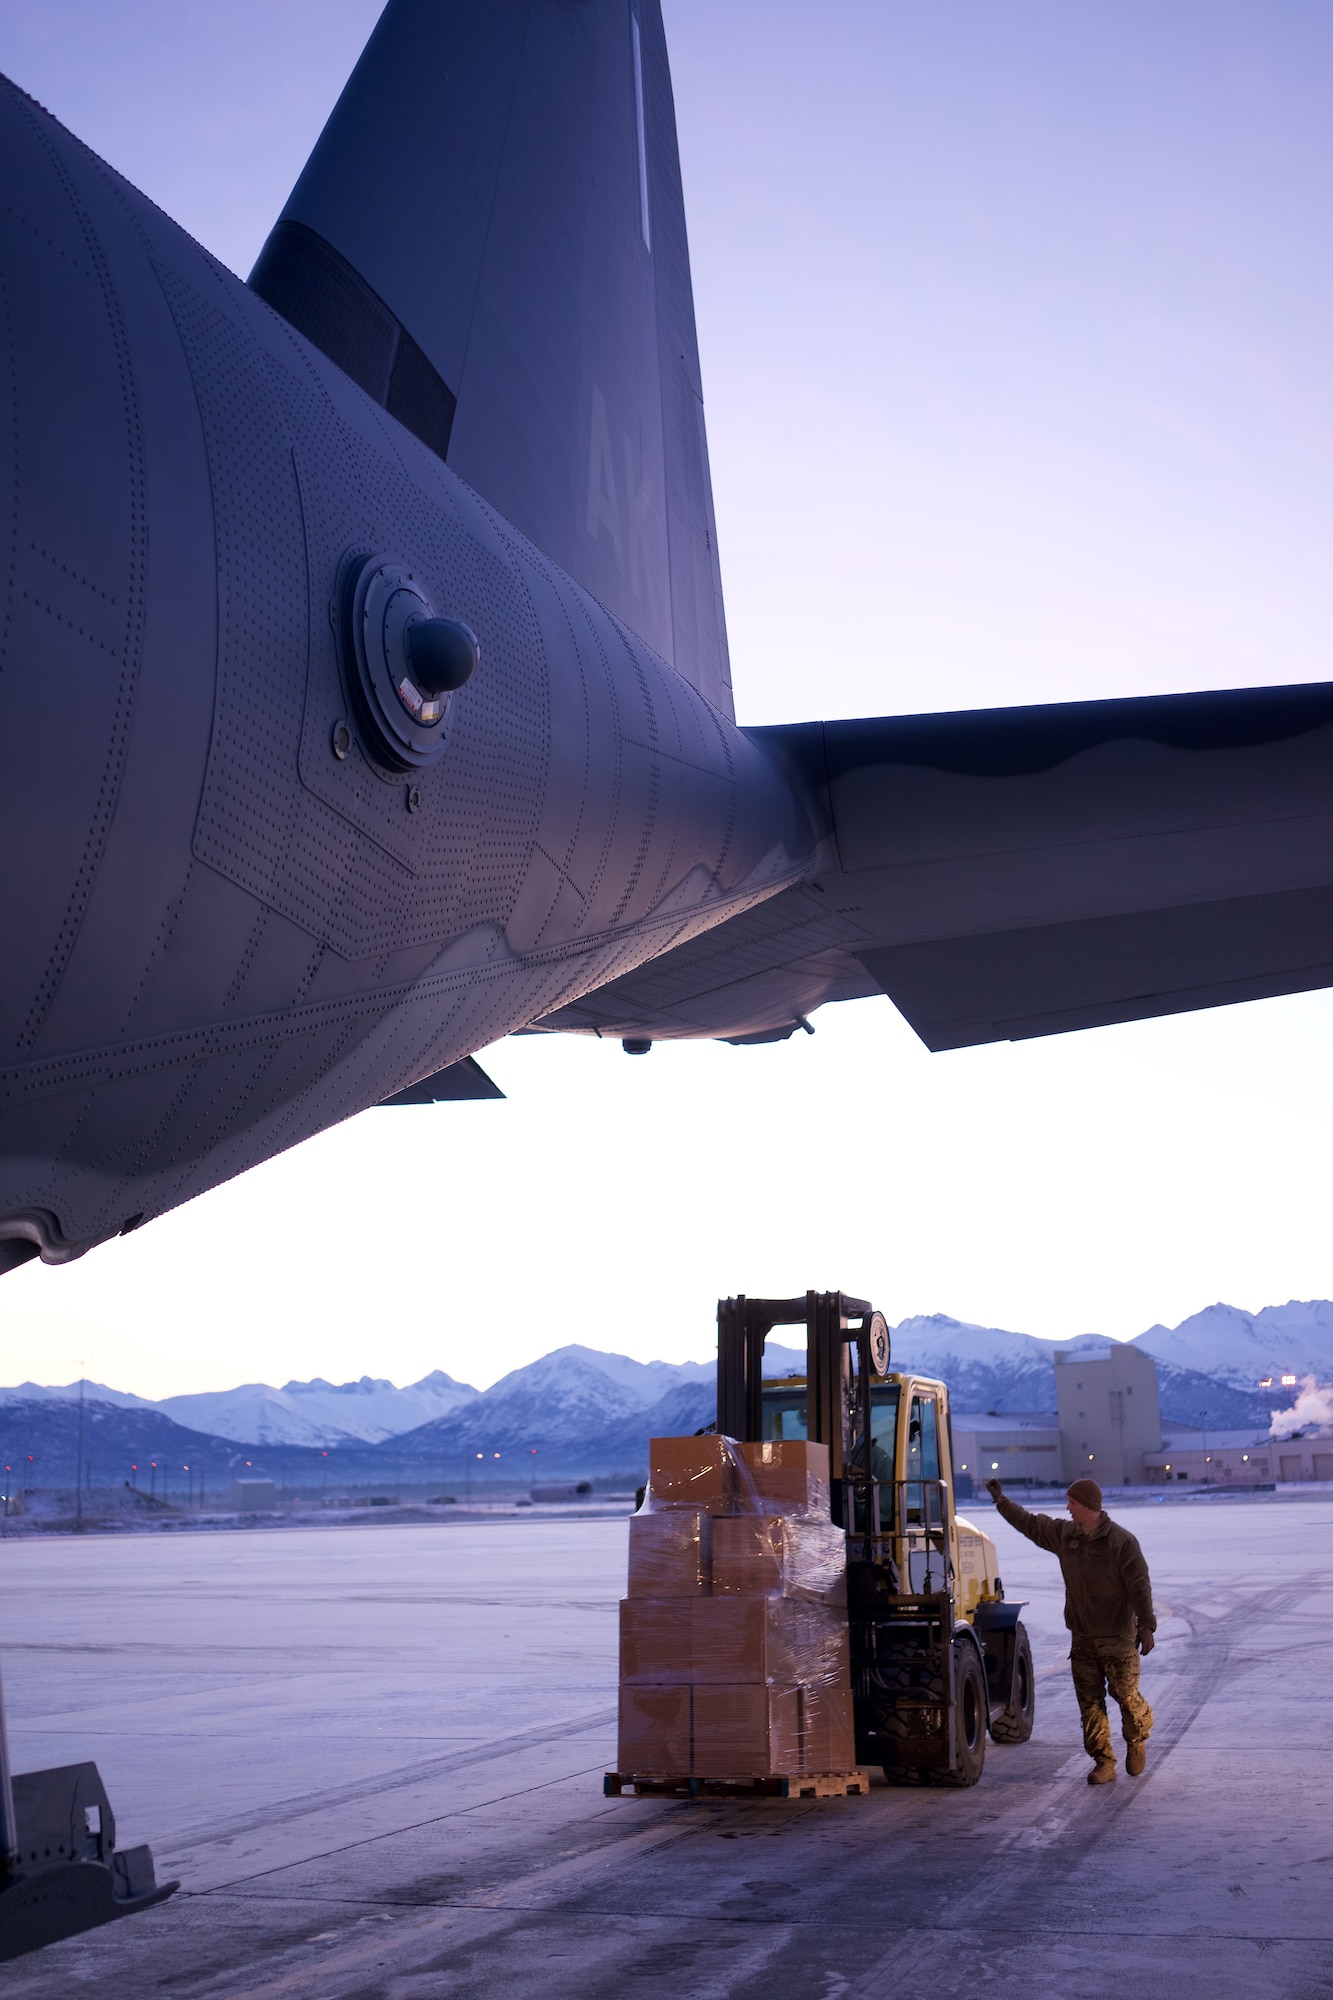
988, 1483, 1066, 1554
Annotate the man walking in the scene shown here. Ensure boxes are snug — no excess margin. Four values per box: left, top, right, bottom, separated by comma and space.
985, 1476, 1155, 1785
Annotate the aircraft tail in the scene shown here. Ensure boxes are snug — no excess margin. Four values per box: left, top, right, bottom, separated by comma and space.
249, 0, 732, 716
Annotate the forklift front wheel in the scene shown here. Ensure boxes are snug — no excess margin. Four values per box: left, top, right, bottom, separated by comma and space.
989, 1621, 1036, 1744
939, 1637, 987, 1787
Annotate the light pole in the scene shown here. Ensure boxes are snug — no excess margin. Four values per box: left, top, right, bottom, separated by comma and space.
1199, 1410, 1210, 1484
75, 1366, 86, 1528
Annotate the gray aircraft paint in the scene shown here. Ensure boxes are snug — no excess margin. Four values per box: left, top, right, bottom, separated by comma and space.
3, 0, 1333, 1277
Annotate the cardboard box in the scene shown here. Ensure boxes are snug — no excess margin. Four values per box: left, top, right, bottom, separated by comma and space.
617, 1685, 691, 1776
619, 1597, 696, 1684
712, 1513, 846, 1603
617, 1678, 856, 1780
798, 1679, 857, 1774
627, 1509, 712, 1596
648, 1435, 737, 1513
692, 1685, 801, 1779
622, 1595, 850, 1687
737, 1440, 831, 1514
687, 1596, 818, 1685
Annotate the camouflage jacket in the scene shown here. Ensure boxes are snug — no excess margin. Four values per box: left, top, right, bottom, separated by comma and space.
995, 1496, 1155, 1643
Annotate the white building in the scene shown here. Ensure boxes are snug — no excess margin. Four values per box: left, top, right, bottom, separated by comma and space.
951, 1412, 1063, 1492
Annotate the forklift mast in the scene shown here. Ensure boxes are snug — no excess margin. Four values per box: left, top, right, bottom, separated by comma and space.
717, 1291, 887, 1538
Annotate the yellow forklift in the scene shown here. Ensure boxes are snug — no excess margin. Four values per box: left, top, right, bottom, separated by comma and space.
717, 1291, 1035, 1785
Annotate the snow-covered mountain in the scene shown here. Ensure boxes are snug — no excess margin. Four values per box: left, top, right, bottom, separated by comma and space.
0, 1370, 480, 1447
0, 1378, 153, 1410
884, 1313, 1280, 1427
401, 1346, 714, 1454
152, 1371, 479, 1446
6, 1301, 1327, 1456
887, 1314, 1060, 1411
0, 1351, 710, 1449
1132, 1302, 1333, 1389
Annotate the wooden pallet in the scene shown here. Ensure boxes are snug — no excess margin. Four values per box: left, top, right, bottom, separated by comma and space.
604, 1770, 870, 1800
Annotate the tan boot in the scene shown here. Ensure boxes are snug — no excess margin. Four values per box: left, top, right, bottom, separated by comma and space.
1125, 1742, 1147, 1777
1087, 1759, 1116, 1785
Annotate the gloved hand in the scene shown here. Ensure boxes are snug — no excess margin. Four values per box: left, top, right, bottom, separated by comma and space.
985, 1478, 1003, 1502
1137, 1624, 1155, 1656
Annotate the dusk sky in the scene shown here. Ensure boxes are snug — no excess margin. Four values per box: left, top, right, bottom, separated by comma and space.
3, 2, 1332, 1393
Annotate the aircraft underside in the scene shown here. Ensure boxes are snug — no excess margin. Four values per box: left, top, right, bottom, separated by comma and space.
3, 0, 1333, 1273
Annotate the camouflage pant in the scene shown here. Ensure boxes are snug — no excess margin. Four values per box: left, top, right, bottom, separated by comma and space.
1070, 1637, 1153, 1764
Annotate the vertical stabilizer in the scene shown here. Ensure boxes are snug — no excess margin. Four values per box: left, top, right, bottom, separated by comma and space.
250, 0, 732, 716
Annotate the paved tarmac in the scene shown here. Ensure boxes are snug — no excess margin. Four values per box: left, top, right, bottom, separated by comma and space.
3, 1494, 1330, 1998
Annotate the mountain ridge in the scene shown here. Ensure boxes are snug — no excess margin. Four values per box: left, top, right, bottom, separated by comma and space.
4, 1302, 1327, 1461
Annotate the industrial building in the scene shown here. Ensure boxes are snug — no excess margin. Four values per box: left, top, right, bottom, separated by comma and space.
949, 1414, 1064, 1493
1054, 1342, 1163, 1484
1143, 1429, 1333, 1486
956, 1344, 1331, 1489
953, 1343, 1164, 1490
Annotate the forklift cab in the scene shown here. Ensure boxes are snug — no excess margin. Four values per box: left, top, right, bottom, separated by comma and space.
761, 1372, 955, 1598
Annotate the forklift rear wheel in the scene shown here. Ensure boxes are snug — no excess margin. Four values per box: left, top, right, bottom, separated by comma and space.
939, 1638, 987, 1787
989, 1622, 1035, 1744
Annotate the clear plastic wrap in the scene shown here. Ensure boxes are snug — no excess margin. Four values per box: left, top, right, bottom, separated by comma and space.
711, 1513, 847, 1605
616, 1680, 855, 1781
643, 1434, 737, 1512
620, 1594, 849, 1690
618, 1433, 856, 1779
736, 1439, 831, 1518
626, 1508, 712, 1597
642, 1435, 830, 1517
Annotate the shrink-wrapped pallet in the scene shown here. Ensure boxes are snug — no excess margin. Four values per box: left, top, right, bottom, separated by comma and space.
615, 1434, 857, 1783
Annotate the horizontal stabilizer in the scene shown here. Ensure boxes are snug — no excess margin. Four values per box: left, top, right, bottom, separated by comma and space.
535, 681, 1333, 1049
377, 1057, 505, 1106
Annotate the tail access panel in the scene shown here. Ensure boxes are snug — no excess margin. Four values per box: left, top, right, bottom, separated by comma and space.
249, 0, 732, 718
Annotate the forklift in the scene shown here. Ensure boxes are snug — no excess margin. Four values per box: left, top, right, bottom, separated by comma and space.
717, 1291, 1034, 1785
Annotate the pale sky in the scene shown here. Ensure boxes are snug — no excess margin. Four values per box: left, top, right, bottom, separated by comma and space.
2, 2, 1332, 1394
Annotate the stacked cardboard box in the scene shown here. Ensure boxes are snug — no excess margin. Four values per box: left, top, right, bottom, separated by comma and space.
616, 1435, 856, 1781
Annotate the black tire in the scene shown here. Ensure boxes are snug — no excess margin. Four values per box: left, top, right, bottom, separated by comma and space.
990, 1621, 1035, 1744
939, 1637, 987, 1787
